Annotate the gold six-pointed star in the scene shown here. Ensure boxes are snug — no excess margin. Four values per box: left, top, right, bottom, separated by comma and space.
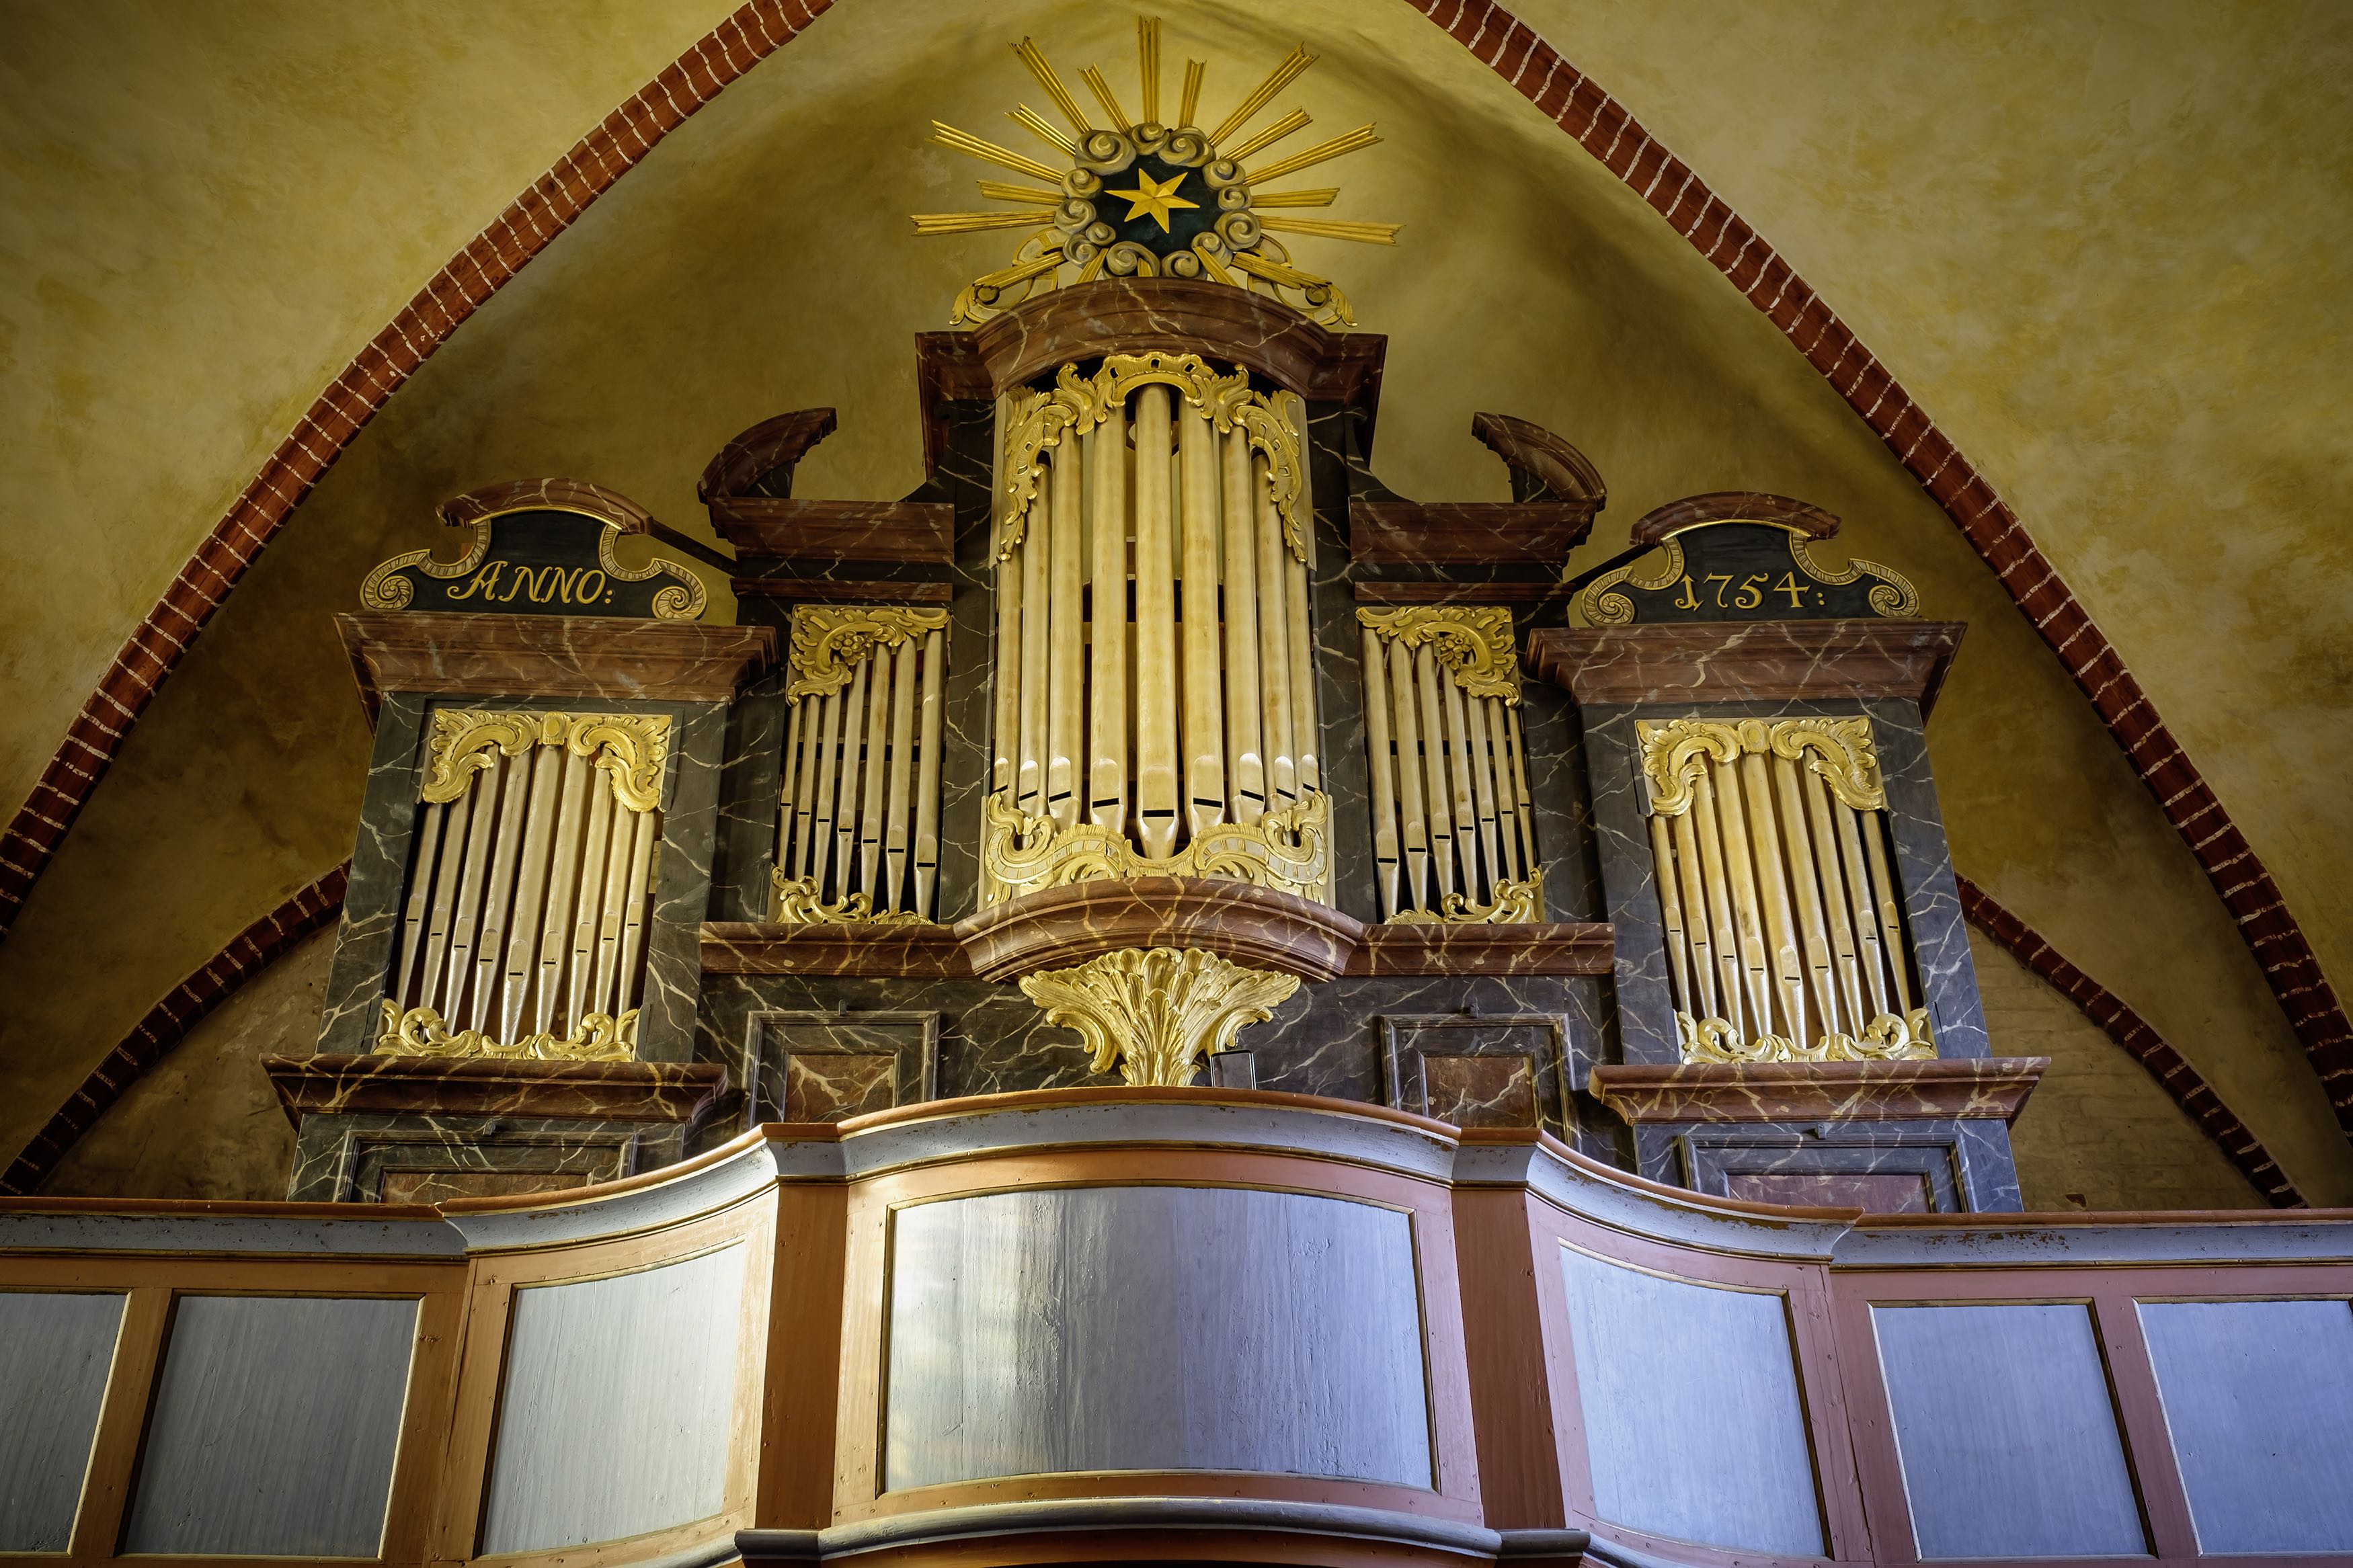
1107, 167, 1197, 233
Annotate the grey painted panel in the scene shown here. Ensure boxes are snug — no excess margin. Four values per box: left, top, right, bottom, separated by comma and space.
885, 1186, 1430, 1489
1872, 1303, 2146, 1559
0, 1292, 123, 1550
2140, 1298, 2353, 1553
1557, 1246, 1822, 1556
481, 1242, 746, 1553
124, 1294, 416, 1555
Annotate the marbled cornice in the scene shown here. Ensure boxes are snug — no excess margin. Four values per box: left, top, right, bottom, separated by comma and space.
1527, 619, 1964, 714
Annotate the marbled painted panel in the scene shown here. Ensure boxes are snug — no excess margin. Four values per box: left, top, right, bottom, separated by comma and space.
785, 1053, 895, 1121
125, 1295, 415, 1555
1872, 1303, 2147, 1559
1558, 1245, 1823, 1556
742, 1009, 938, 1126
1381, 1014, 1571, 1137
481, 1243, 746, 1553
1422, 1054, 1540, 1129
379, 1169, 592, 1204
0, 1291, 122, 1550
1642, 1120, 2019, 1214
1310, 477, 1378, 925
1518, 678, 1604, 924
317, 693, 431, 1055
2140, 1298, 2353, 1555
1578, 705, 1679, 1067
286, 1112, 651, 1202
933, 397, 997, 925
1725, 1169, 1931, 1212
885, 1186, 1429, 1489
641, 701, 727, 1063
711, 674, 785, 924
1864, 697, 1990, 1060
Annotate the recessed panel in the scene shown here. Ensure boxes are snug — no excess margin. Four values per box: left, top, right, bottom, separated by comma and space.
481, 1243, 746, 1553
885, 1186, 1430, 1490
2141, 1298, 2353, 1554
1872, 1303, 2146, 1559
0, 1292, 124, 1551
124, 1294, 416, 1556
1558, 1245, 1823, 1556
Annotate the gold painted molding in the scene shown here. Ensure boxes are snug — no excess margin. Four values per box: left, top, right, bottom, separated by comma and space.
1677, 1005, 1935, 1064
1355, 605, 1522, 704
1019, 946, 1300, 1086
422, 709, 672, 813
980, 787, 1329, 906
1636, 716, 1884, 816
785, 605, 950, 704
375, 999, 637, 1061
1000, 351, 1309, 563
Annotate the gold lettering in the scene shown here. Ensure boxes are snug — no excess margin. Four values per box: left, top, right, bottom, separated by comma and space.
1706, 573, 1732, 608
448, 562, 506, 602
1671, 575, 1700, 610
1776, 571, 1808, 609
1733, 573, 1765, 610
573, 569, 606, 605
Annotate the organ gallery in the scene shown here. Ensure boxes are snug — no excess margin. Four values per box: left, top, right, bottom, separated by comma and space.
3, 8, 2350, 1567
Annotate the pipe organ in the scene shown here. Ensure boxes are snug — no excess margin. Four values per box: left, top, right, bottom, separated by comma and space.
774, 606, 949, 923
984, 353, 1328, 907
378, 709, 670, 1060
1634, 716, 1929, 1063
1357, 606, 1542, 923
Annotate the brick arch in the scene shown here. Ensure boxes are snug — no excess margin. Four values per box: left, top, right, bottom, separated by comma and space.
1, 0, 2344, 1143
0, 0, 838, 935
1411, 0, 2353, 1134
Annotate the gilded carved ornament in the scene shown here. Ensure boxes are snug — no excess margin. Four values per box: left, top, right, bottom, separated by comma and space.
1677, 1007, 1935, 1065
768, 872, 930, 927
981, 788, 1329, 907
376, 999, 636, 1062
1355, 605, 1523, 704
360, 506, 707, 621
785, 605, 951, 704
1000, 352, 1310, 563
1576, 526, 1918, 628
1019, 946, 1300, 1087
1634, 716, 1885, 817
915, 23, 1396, 327
423, 710, 672, 814
1388, 868, 1546, 926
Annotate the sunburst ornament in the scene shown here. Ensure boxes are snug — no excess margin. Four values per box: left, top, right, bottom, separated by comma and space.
913, 18, 1399, 327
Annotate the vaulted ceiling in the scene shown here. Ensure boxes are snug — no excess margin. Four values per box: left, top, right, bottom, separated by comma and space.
3, 0, 2348, 1198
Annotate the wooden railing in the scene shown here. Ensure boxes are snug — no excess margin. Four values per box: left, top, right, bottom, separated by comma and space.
2, 1090, 2347, 1567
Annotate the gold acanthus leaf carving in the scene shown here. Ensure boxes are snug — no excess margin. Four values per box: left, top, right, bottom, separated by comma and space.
422, 710, 672, 813
376, 999, 637, 1061
980, 788, 1330, 906
1634, 716, 1885, 817
1388, 868, 1545, 925
785, 606, 950, 704
1355, 605, 1523, 704
999, 352, 1309, 564
1676, 1007, 1935, 1064
769, 870, 932, 927
1019, 947, 1300, 1087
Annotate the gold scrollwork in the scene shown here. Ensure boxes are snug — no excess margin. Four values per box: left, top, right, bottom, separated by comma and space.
980, 788, 1328, 906
1388, 868, 1546, 925
1676, 1006, 1936, 1064
1355, 605, 1523, 704
1019, 946, 1300, 1087
1576, 538, 1688, 628
375, 999, 637, 1061
1635, 716, 1884, 817
786, 606, 951, 704
422, 709, 672, 813
359, 509, 706, 620
998, 352, 1308, 564
768, 871, 932, 926
1790, 535, 1919, 618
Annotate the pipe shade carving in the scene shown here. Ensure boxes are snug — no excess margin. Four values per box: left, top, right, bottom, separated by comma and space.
1016, 947, 1300, 1086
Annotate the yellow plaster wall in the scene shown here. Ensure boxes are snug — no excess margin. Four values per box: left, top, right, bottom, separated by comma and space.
1, 0, 2346, 1206
0, 0, 729, 820
1512, 0, 2353, 1026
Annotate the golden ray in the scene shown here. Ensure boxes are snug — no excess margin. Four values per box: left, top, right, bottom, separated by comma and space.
1008, 106, 1076, 156
1138, 17, 1162, 124
978, 180, 1064, 206
1244, 124, 1380, 184
1250, 188, 1339, 208
1180, 60, 1205, 127
932, 122, 1062, 183
1080, 66, 1131, 131
1256, 215, 1401, 245
1209, 44, 1314, 145
914, 211, 1060, 235
1222, 109, 1308, 165
1189, 239, 1238, 284
1014, 38, 1091, 133
975, 251, 1064, 289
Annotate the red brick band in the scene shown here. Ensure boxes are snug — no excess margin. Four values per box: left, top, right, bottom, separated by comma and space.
1414, 0, 2353, 1134
1956, 874, 2303, 1207
0, 0, 838, 936
0, 864, 349, 1196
